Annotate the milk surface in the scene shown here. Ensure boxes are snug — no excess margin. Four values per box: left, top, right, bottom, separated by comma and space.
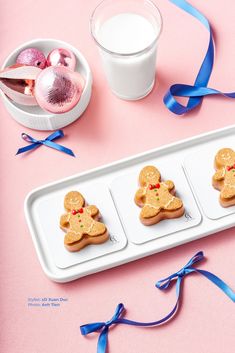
98, 13, 156, 54
97, 13, 160, 99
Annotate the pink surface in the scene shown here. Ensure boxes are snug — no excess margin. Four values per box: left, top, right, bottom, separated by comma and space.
0, 0, 235, 352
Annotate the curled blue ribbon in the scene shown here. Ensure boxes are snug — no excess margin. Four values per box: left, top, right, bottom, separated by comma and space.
80, 251, 235, 353
156, 251, 235, 303
16, 130, 75, 157
164, 0, 235, 115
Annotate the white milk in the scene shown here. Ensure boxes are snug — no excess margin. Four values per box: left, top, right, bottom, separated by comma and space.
97, 13, 160, 100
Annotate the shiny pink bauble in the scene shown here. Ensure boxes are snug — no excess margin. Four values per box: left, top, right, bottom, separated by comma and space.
34, 66, 84, 114
46, 48, 76, 71
16, 48, 47, 69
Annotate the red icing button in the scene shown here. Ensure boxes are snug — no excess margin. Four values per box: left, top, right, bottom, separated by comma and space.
149, 184, 154, 190
156, 183, 160, 189
227, 166, 232, 171
71, 209, 77, 215
78, 208, 84, 213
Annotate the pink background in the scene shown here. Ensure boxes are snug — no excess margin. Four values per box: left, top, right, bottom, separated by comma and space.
1, 0, 235, 352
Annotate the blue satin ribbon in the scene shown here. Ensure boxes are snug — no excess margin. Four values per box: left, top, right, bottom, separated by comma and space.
80, 251, 235, 353
156, 251, 235, 302
16, 130, 75, 157
164, 0, 235, 115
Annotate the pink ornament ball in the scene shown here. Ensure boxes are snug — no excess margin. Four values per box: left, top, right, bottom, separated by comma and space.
16, 48, 47, 69
47, 48, 76, 71
34, 66, 85, 114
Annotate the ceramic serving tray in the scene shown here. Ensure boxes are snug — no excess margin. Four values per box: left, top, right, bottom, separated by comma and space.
24, 125, 235, 282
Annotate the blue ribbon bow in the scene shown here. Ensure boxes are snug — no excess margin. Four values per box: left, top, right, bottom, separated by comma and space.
156, 251, 235, 303
80, 251, 235, 353
80, 303, 126, 353
16, 130, 75, 157
164, 0, 235, 115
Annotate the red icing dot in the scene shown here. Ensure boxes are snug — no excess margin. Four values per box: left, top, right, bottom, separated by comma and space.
78, 208, 84, 213
227, 166, 231, 171
149, 184, 154, 190
71, 209, 77, 215
156, 183, 160, 189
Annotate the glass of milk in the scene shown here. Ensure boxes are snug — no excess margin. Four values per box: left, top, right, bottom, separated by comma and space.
90, 0, 162, 100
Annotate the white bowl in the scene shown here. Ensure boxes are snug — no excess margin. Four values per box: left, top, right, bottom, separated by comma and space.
1, 38, 92, 130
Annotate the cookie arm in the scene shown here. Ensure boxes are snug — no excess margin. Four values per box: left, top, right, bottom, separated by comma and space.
135, 187, 146, 207
164, 180, 175, 191
213, 168, 225, 181
64, 231, 81, 244
85, 205, 99, 217
60, 213, 70, 228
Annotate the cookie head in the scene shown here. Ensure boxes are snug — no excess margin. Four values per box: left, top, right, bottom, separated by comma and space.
139, 166, 161, 186
215, 148, 235, 168
64, 191, 85, 211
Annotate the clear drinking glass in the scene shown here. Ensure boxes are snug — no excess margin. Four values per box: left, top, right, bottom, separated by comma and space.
90, 0, 162, 100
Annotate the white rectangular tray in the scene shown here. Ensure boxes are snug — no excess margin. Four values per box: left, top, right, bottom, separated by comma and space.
24, 125, 235, 282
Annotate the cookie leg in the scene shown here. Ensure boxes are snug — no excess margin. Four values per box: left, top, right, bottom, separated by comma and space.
64, 231, 80, 245
65, 231, 109, 252
88, 221, 107, 236
165, 197, 183, 211
140, 205, 160, 226
163, 197, 184, 220
221, 186, 235, 199
220, 186, 235, 207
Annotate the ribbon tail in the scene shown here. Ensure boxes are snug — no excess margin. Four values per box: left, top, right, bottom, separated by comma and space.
42, 140, 75, 157
97, 326, 109, 353
165, 1, 235, 115
195, 269, 235, 302
119, 277, 183, 328
165, 0, 213, 114
119, 300, 179, 327
16, 142, 41, 155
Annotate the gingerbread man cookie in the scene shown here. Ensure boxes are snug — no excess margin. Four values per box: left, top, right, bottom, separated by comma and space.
60, 191, 109, 252
212, 148, 235, 207
134, 166, 184, 225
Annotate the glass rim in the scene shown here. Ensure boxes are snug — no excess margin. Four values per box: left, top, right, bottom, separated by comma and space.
90, 0, 163, 57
